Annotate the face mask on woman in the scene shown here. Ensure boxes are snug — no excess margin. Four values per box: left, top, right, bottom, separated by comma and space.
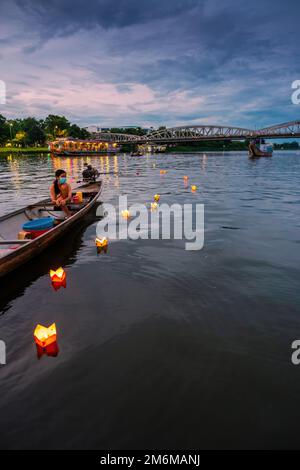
59, 177, 66, 184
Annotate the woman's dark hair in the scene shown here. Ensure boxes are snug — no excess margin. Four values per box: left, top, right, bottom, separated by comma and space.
55, 169, 66, 178
54, 169, 67, 195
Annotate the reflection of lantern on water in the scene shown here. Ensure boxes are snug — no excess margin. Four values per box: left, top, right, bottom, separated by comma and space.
50, 267, 66, 290
36, 341, 59, 359
151, 202, 158, 211
160, 170, 167, 175
34, 323, 57, 348
191, 185, 197, 192
154, 194, 160, 202
121, 210, 131, 219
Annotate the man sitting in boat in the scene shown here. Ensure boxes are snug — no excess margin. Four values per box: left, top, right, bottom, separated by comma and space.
50, 169, 72, 218
82, 163, 99, 181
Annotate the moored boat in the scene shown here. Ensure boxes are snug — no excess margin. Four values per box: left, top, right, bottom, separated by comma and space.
52, 150, 119, 157
49, 138, 120, 157
0, 181, 102, 277
249, 140, 273, 158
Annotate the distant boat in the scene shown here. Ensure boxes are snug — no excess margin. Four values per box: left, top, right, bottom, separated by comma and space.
249, 140, 273, 158
130, 151, 144, 157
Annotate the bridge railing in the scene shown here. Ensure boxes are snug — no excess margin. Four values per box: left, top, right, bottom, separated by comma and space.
93, 121, 300, 143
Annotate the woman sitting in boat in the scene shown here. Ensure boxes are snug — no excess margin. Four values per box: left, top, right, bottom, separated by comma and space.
50, 169, 72, 218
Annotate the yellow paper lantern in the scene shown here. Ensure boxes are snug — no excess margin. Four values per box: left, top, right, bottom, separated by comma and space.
154, 194, 160, 202
121, 210, 131, 219
191, 185, 197, 192
50, 267, 66, 283
95, 237, 108, 248
34, 323, 57, 348
160, 169, 167, 175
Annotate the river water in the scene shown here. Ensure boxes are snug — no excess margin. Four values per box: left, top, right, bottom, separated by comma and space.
0, 151, 300, 449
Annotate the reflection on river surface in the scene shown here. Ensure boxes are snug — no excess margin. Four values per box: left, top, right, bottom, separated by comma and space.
0, 151, 300, 449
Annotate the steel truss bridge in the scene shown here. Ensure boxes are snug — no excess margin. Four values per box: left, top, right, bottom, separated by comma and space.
95, 120, 300, 144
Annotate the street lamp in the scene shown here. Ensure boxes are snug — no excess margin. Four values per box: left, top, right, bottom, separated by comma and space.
9, 123, 12, 141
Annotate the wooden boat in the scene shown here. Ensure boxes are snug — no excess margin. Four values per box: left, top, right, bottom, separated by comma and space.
130, 151, 144, 157
249, 142, 273, 158
0, 181, 102, 277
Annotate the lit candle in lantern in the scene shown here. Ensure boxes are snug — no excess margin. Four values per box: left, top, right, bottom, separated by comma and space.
50, 267, 66, 290
95, 237, 108, 248
50, 267, 66, 283
121, 210, 131, 219
34, 323, 57, 348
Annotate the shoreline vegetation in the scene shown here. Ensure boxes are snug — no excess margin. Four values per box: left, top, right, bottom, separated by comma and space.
0, 141, 299, 155
0, 147, 49, 153
0, 114, 299, 155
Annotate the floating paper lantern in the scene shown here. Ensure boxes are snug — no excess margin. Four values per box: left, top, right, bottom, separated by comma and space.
34, 323, 57, 348
50, 267, 66, 283
183, 175, 189, 181
95, 237, 108, 248
121, 210, 131, 219
151, 202, 158, 211
160, 169, 167, 175
154, 194, 160, 202
50, 267, 66, 290
191, 185, 197, 192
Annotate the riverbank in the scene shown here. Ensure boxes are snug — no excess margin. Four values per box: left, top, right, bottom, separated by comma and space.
165, 142, 249, 152
0, 147, 49, 154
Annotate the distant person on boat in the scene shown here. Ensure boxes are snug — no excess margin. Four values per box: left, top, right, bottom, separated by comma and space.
50, 169, 72, 218
82, 163, 99, 181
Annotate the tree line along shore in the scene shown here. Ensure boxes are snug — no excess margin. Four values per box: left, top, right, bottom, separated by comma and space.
0, 115, 298, 153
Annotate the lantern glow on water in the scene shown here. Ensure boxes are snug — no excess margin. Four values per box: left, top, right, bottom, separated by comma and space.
34, 323, 57, 348
151, 202, 158, 211
36, 341, 59, 359
184, 175, 189, 181
160, 170, 167, 175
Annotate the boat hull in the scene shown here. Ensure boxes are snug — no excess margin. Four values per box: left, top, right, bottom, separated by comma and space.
249, 143, 273, 158
0, 181, 102, 277
51, 150, 119, 157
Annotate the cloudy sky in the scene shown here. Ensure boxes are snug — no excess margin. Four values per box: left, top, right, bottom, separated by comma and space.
0, 0, 299, 128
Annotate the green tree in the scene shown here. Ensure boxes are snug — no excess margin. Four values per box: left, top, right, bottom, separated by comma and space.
69, 124, 90, 139
43, 115, 71, 139
20, 117, 46, 146
0, 115, 10, 145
